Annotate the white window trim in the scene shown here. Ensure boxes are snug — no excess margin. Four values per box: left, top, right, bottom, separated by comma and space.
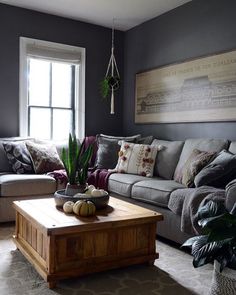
19, 37, 85, 141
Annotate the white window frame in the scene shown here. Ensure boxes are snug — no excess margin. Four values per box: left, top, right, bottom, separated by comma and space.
19, 37, 85, 141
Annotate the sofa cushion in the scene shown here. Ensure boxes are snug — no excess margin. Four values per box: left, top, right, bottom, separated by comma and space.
0, 143, 12, 172
136, 136, 154, 145
0, 174, 56, 196
228, 141, 236, 154
96, 142, 120, 169
3, 141, 35, 174
181, 149, 216, 187
108, 173, 147, 197
115, 142, 159, 177
131, 179, 184, 208
194, 150, 236, 188
95, 134, 141, 169
26, 141, 64, 173
0, 137, 34, 173
151, 139, 184, 179
174, 138, 229, 183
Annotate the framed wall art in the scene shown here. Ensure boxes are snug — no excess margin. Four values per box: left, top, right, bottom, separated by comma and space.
135, 49, 236, 123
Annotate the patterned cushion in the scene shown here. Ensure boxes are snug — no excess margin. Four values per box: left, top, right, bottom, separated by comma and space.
3, 142, 34, 174
181, 149, 216, 187
95, 134, 141, 169
25, 141, 64, 174
114, 142, 159, 177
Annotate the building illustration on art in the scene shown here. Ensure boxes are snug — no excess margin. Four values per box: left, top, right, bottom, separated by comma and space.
136, 75, 236, 115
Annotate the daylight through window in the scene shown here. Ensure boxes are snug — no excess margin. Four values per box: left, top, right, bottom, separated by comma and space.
19, 37, 85, 141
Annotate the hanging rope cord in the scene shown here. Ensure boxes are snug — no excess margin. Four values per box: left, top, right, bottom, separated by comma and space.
105, 20, 120, 114
105, 25, 120, 78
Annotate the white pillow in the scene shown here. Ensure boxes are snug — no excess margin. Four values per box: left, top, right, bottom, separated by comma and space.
114, 142, 159, 177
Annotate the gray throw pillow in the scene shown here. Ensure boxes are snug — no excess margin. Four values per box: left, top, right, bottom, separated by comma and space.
151, 139, 184, 180
3, 142, 35, 174
96, 143, 120, 169
136, 136, 154, 145
194, 150, 236, 188
95, 134, 141, 169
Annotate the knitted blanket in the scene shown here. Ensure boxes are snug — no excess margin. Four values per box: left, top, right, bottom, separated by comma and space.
168, 186, 225, 235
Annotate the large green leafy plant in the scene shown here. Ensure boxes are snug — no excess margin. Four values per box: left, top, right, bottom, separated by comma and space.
61, 134, 93, 185
182, 200, 236, 272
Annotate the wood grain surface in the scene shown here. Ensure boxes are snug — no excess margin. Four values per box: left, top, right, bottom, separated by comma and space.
13, 197, 163, 288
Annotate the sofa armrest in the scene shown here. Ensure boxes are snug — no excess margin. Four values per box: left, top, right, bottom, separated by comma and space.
225, 179, 236, 211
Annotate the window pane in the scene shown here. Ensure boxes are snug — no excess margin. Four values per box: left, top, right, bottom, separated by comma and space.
53, 109, 72, 140
29, 107, 51, 139
28, 59, 50, 106
52, 63, 72, 108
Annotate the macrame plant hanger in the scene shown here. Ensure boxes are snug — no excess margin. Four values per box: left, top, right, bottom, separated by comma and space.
105, 19, 120, 114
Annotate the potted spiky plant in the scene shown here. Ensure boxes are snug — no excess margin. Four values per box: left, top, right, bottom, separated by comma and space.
61, 134, 93, 196
182, 200, 236, 295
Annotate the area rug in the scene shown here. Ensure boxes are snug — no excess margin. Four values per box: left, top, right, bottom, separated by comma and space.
0, 225, 212, 295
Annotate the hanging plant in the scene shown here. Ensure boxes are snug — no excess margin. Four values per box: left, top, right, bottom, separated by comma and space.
100, 76, 120, 99
100, 20, 120, 114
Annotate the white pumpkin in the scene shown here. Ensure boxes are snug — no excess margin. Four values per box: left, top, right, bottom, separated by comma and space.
74, 193, 87, 198
91, 188, 103, 197
99, 189, 107, 196
63, 201, 75, 213
73, 200, 96, 216
85, 185, 96, 195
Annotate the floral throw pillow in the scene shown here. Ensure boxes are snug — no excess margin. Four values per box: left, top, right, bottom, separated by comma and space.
3, 141, 34, 174
25, 141, 64, 174
114, 142, 159, 177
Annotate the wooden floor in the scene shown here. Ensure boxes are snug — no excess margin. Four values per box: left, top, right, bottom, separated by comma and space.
13, 197, 163, 288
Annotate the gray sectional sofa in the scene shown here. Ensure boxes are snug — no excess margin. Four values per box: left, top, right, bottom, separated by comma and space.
1, 136, 236, 245
108, 138, 236, 244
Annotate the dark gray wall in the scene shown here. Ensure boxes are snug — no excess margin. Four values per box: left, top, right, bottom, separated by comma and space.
123, 0, 236, 140
0, 3, 124, 137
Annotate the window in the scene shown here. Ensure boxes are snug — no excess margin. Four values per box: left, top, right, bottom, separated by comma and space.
19, 37, 85, 141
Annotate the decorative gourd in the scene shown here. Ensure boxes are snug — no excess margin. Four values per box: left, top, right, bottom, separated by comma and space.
63, 201, 74, 213
85, 185, 96, 195
73, 200, 96, 217
91, 188, 103, 197
99, 189, 107, 196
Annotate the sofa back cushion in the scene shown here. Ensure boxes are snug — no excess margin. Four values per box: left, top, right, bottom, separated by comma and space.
194, 150, 236, 188
95, 134, 141, 169
228, 141, 236, 154
151, 139, 184, 180
174, 138, 229, 183
0, 143, 12, 172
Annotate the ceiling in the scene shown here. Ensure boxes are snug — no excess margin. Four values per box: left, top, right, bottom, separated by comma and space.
0, 0, 191, 31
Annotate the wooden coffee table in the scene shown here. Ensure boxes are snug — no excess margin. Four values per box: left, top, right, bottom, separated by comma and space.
13, 197, 163, 288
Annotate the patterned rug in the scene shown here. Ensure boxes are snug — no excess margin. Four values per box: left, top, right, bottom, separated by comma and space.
0, 224, 213, 295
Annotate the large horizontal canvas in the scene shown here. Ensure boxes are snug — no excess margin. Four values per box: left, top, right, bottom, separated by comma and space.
135, 50, 236, 123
